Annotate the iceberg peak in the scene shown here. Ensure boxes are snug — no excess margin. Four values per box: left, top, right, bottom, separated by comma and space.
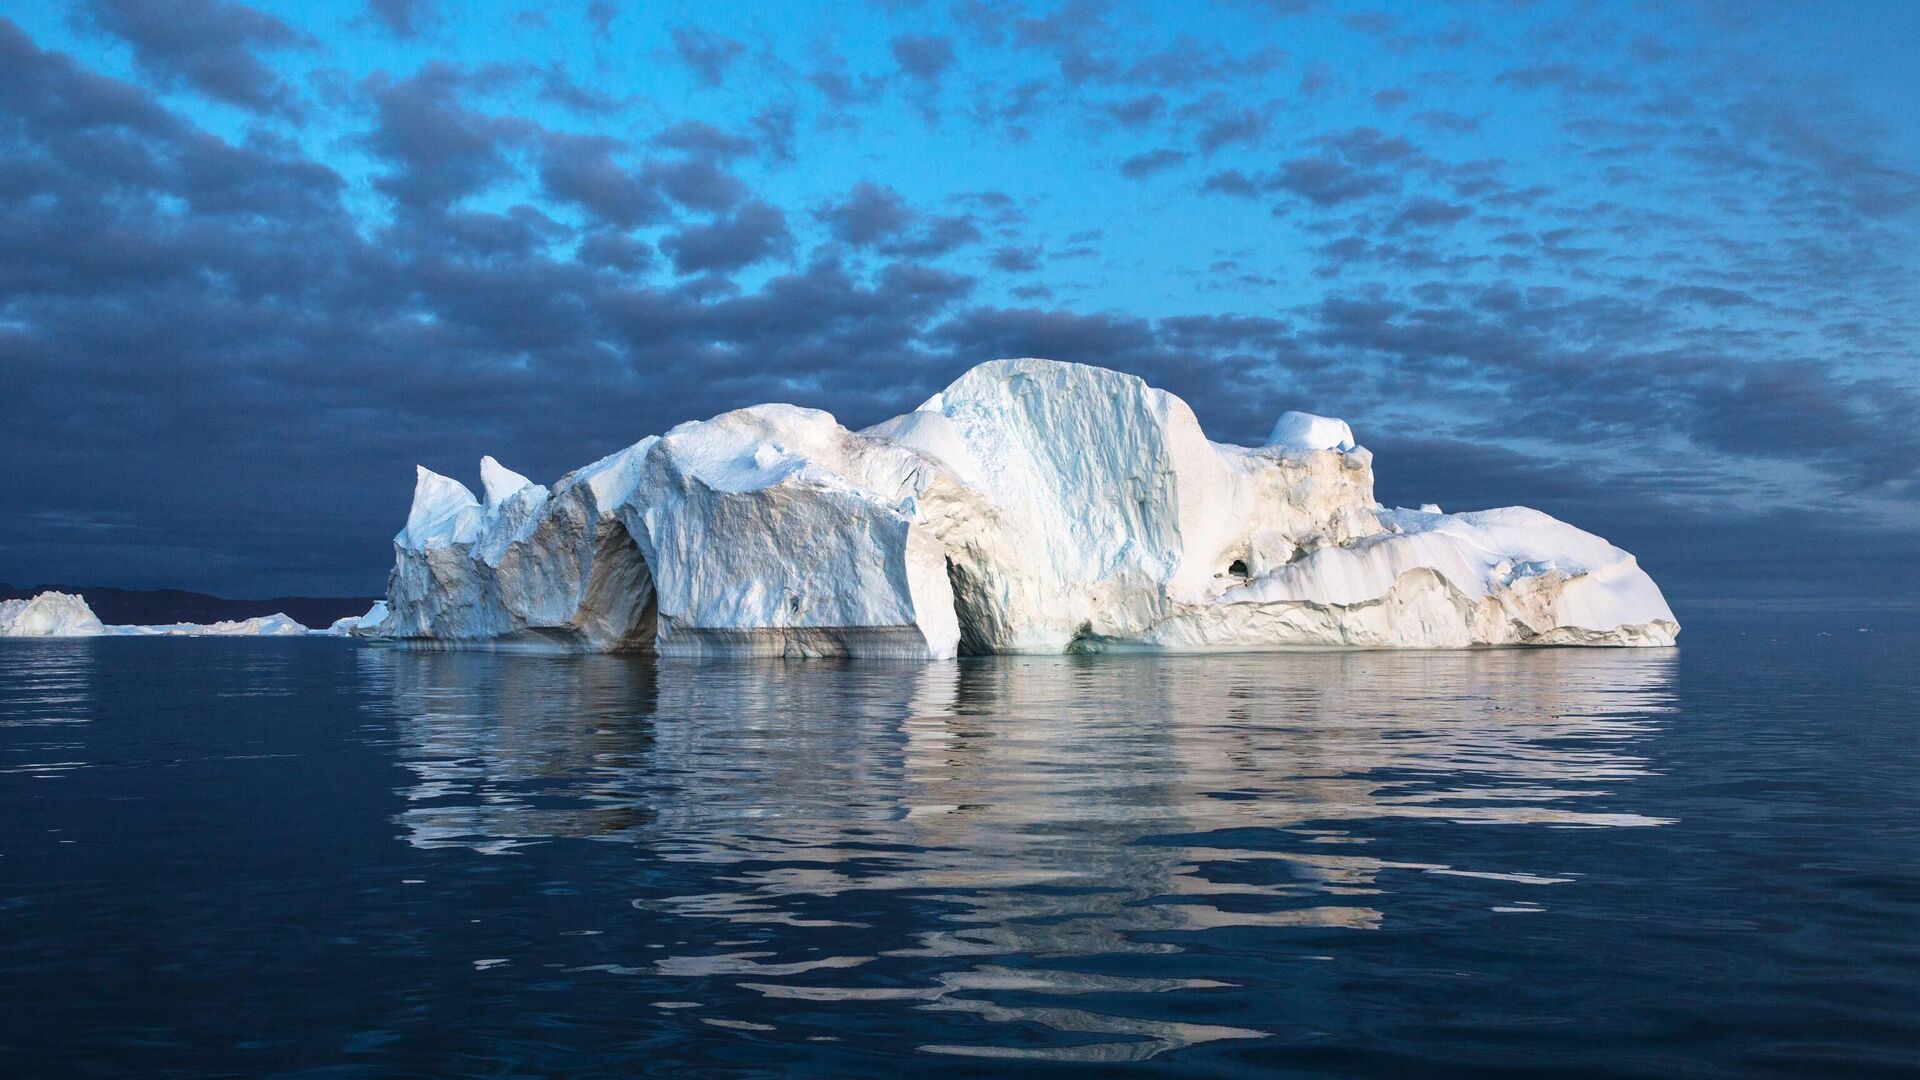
1267, 411, 1356, 454
479, 456, 533, 507
398, 466, 481, 550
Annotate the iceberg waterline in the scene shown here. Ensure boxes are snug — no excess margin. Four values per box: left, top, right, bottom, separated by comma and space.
369, 359, 1678, 657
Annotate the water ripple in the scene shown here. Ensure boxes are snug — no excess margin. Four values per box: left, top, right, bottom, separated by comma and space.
366, 647, 1676, 1061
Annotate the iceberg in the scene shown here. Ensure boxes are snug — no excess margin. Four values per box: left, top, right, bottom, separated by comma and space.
121, 613, 311, 637
370, 359, 1679, 657
0, 591, 311, 638
325, 601, 392, 637
0, 591, 107, 637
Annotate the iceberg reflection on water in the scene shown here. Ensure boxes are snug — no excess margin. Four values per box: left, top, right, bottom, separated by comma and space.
364, 647, 1676, 1062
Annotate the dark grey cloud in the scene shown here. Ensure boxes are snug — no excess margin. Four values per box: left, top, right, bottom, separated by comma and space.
536, 131, 665, 228
363, 0, 436, 39
806, 55, 885, 109
361, 64, 536, 214
1104, 92, 1163, 127
669, 25, 746, 87
1199, 127, 1443, 207
814, 182, 983, 258
1194, 102, 1272, 153
990, 245, 1041, 272
660, 200, 791, 274
1005, 2, 1282, 89
649, 156, 748, 211
535, 63, 634, 114
1496, 62, 1631, 97
1271, 155, 1398, 204
748, 102, 797, 161
1201, 169, 1260, 198
653, 119, 755, 159
1386, 196, 1471, 232
576, 229, 651, 272
1119, 148, 1186, 178
890, 33, 955, 85
1657, 284, 1754, 308
82, 0, 312, 117
585, 1, 618, 38
1413, 109, 1479, 133
816, 181, 914, 246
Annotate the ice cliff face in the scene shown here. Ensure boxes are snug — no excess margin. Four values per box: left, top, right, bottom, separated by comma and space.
376, 359, 1679, 657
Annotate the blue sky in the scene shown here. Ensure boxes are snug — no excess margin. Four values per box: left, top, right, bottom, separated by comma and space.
2, 0, 1917, 607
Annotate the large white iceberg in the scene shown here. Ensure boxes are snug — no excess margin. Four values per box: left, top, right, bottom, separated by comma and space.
373, 359, 1678, 657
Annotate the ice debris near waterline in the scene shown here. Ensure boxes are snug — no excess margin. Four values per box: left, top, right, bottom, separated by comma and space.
363, 359, 1678, 658
0, 591, 315, 638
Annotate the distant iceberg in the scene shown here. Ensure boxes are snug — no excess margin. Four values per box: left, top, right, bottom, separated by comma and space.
0, 591, 107, 637
0, 591, 312, 638
368, 359, 1678, 657
117, 613, 311, 637
325, 601, 390, 638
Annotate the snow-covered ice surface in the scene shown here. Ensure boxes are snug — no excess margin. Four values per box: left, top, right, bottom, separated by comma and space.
372, 359, 1679, 658
0, 592, 311, 638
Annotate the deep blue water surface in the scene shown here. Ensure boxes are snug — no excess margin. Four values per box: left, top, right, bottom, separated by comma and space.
3, 620, 1918, 1077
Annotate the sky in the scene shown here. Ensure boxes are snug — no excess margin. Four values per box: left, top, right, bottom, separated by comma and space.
2, 0, 1917, 611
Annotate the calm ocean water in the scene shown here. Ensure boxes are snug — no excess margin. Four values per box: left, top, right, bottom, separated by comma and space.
3, 618, 1917, 1077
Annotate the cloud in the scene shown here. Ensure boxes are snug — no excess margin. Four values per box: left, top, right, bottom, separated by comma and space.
585, 1, 618, 38
360, 64, 536, 214
890, 33, 955, 85
1194, 103, 1272, 153
990, 245, 1041, 272
362, 0, 436, 39
660, 200, 792, 273
654, 119, 755, 159
1103, 93, 1164, 128
1270, 155, 1398, 204
1657, 284, 1755, 308
1386, 196, 1471, 232
816, 181, 914, 246
82, 0, 312, 117
814, 182, 983, 257
1009, 3, 1282, 89
535, 63, 634, 114
1119, 148, 1186, 178
1496, 62, 1631, 97
576, 230, 651, 272
669, 25, 746, 87
536, 131, 665, 228
1412, 109, 1479, 134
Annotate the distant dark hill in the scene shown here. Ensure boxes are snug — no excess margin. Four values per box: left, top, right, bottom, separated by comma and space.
0, 584, 379, 629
